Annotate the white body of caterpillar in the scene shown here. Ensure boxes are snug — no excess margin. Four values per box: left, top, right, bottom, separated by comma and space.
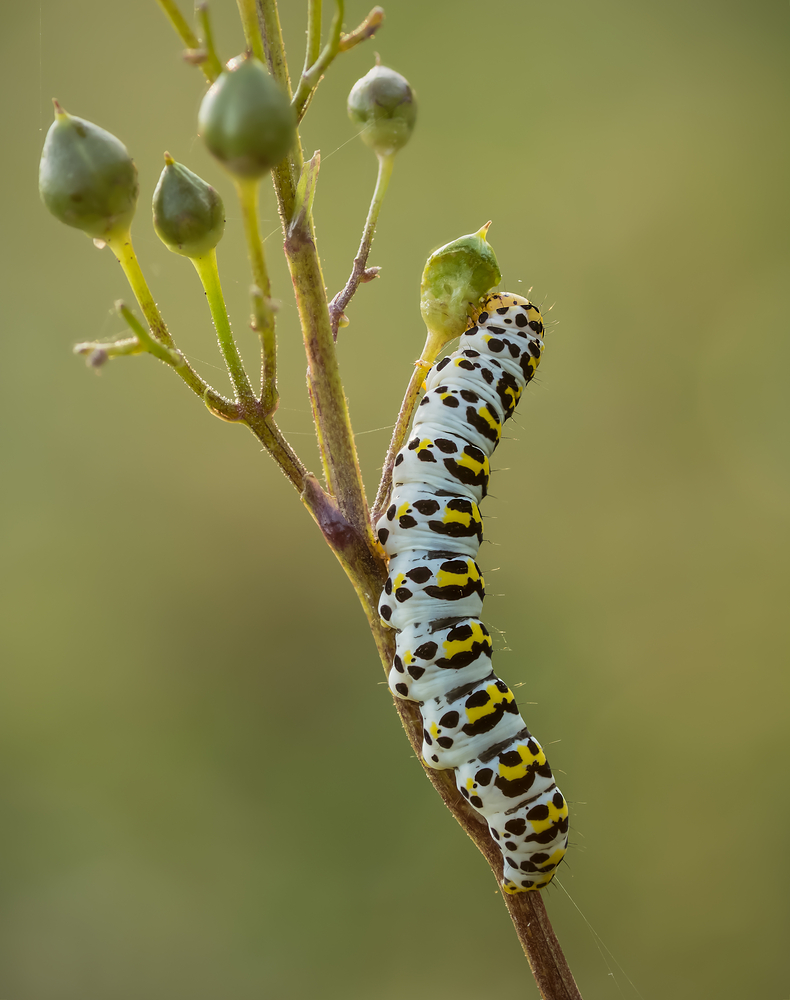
377, 292, 568, 893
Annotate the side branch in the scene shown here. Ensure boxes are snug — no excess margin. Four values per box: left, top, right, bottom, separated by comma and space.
156, 0, 220, 82
371, 357, 428, 521
291, 2, 383, 124
329, 152, 393, 339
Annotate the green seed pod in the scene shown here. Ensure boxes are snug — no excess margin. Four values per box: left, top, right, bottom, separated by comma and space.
198, 54, 296, 178
39, 101, 139, 239
348, 64, 417, 157
152, 154, 225, 258
420, 223, 502, 357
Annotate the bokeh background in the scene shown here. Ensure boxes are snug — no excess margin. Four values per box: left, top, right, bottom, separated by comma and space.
2, 1, 788, 997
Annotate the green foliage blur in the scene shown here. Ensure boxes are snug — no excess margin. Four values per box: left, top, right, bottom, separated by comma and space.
2, 1, 788, 997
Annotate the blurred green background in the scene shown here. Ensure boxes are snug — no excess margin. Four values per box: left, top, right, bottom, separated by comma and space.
2, 1, 788, 997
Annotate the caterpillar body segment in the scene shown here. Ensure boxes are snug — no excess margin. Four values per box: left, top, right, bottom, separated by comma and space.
378, 550, 485, 629
389, 617, 494, 702
376, 490, 484, 560
392, 431, 491, 504
377, 292, 568, 892
424, 352, 523, 423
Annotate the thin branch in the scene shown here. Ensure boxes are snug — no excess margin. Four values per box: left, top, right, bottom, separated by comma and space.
329, 152, 393, 339
302, 0, 323, 83
234, 176, 279, 409
195, 2, 224, 81
191, 250, 257, 408
370, 357, 429, 521
292, 0, 344, 122
338, 6, 384, 51
237, 0, 266, 62
292, 3, 383, 124
73, 335, 140, 367
155, 0, 200, 50
156, 0, 218, 83
250, 287, 279, 414
116, 300, 182, 365
245, 411, 310, 492
103, 230, 238, 419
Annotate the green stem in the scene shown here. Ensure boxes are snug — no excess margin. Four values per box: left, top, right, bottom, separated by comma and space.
329, 152, 393, 338
110, 236, 306, 487
73, 336, 141, 365
292, 0, 344, 122
156, 0, 199, 49
235, 178, 271, 298
196, 2, 224, 81
292, 2, 383, 123
156, 0, 218, 83
303, 0, 323, 77
372, 288, 468, 520
191, 250, 256, 407
338, 6, 384, 52
251, 287, 278, 414
237, 0, 265, 61
104, 228, 238, 420
245, 413, 309, 492
235, 177, 278, 408
370, 357, 429, 522
259, 0, 294, 98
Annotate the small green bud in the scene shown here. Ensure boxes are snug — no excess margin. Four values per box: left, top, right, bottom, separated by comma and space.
420, 223, 502, 355
348, 63, 416, 157
198, 54, 296, 178
39, 101, 139, 239
152, 154, 225, 258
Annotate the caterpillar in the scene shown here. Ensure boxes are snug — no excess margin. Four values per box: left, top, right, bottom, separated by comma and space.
377, 292, 568, 893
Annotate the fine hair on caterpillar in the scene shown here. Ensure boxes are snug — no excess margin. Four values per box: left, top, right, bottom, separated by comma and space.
377, 292, 568, 892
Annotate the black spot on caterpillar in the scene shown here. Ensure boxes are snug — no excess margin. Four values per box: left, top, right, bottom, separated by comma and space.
377, 292, 568, 893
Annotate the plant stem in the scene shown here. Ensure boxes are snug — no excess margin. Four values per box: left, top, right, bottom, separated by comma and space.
246, 413, 309, 492
291, 3, 383, 124
73, 336, 140, 364
236, 0, 266, 61
329, 151, 393, 338
235, 178, 271, 299
284, 221, 372, 537
292, 0, 344, 122
302, 0, 323, 79
250, 287, 278, 414
370, 357, 429, 522
105, 229, 238, 420
116, 299, 180, 364
338, 6, 384, 52
196, 2, 223, 80
155, 0, 199, 50
258, 0, 372, 544
235, 177, 278, 409
156, 0, 218, 83
191, 250, 256, 407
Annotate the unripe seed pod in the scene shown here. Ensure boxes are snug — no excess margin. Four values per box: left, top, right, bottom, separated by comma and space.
420, 224, 502, 352
198, 54, 296, 178
152, 154, 225, 258
39, 101, 139, 239
347, 64, 416, 157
